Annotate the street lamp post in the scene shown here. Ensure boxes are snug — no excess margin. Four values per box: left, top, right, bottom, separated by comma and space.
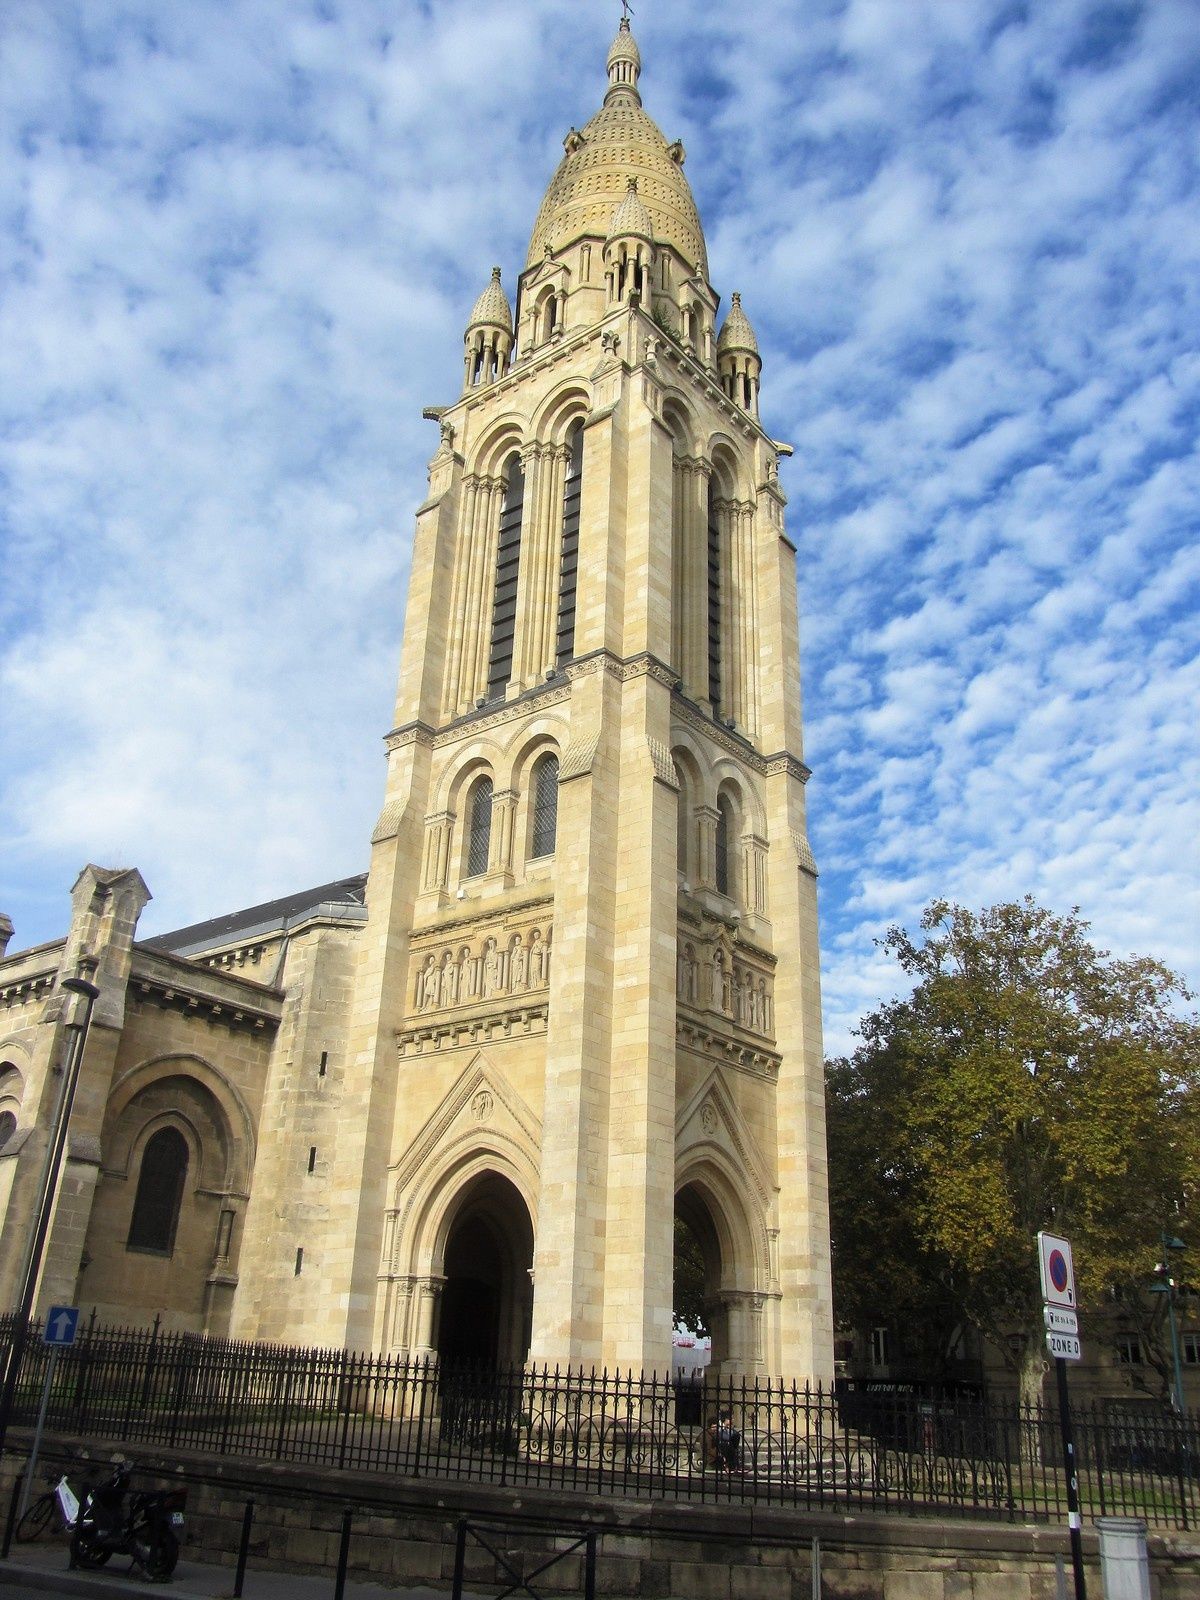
0, 967, 100, 1468
1149, 1231, 1187, 1417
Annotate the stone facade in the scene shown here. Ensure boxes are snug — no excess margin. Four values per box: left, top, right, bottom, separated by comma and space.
0, 19, 833, 1382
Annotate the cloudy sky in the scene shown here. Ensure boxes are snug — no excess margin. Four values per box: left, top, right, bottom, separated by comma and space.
2, 0, 1197, 1053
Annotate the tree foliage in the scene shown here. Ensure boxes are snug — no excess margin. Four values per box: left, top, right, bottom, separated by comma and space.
673, 1215, 709, 1336
827, 897, 1199, 1406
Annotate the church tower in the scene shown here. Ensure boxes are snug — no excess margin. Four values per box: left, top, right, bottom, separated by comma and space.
321, 17, 832, 1379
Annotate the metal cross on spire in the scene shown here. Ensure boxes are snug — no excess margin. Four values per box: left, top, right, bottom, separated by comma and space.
620, 0, 634, 20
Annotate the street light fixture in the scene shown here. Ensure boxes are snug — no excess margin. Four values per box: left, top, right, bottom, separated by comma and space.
0, 966, 100, 1467
1149, 1231, 1187, 1417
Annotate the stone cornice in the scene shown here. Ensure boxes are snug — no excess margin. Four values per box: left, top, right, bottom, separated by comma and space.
384, 721, 436, 753
676, 1013, 781, 1079
396, 1000, 549, 1058
671, 693, 766, 772
764, 751, 812, 783
128, 974, 281, 1034
0, 965, 58, 1011
412, 892, 554, 943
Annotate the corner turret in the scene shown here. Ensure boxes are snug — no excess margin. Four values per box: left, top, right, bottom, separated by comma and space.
604, 178, 656, 307
463, 267, 513, 390
716, 292, 761, 417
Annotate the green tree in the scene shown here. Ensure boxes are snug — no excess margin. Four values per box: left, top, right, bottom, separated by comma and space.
673, 1215, 709, 1336
827, 897, 1199, 1410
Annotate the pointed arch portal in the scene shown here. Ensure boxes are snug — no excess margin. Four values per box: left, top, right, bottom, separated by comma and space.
675, 1176, 763, 1376
435, 1172, 534, 1370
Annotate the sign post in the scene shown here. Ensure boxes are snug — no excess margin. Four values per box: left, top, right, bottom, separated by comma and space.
17, 1307, 80, 1520
1038, 1233, 1085, 1600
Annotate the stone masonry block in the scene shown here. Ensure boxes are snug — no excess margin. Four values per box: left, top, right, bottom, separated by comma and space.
971, 1577, 1031, 1600
594, 1554, 641, 1593
283, 1527, 338, 1566
729, 1564, 791, 1600
820, 1569, 883, 1600
671, 1559, 731, 1600
882, 1575, 944, 1600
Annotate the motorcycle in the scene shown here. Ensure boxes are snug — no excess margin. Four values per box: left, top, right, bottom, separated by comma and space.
69, 1460, 186, 1581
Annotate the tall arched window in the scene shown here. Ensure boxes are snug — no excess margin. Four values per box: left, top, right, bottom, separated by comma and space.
715, 794, 733, 897
0, 1111, 15, 1150
707, 480, 722, 711
530, 753, 559, 858
126, 1126, 189, 1254
556, 425, 583, 667
488, 453, 524, 700
467, 777, 494, 877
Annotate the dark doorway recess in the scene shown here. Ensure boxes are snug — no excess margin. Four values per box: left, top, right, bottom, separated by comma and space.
436, 1172, 534, 1372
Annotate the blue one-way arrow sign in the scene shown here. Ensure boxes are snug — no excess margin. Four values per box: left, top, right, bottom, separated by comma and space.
43, 1306, 80, 1347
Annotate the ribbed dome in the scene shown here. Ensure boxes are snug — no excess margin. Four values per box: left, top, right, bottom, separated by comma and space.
525, 23, 709, 278
467, 266, 512, 331
716, 292, 759, 355
607, 178, 655, 243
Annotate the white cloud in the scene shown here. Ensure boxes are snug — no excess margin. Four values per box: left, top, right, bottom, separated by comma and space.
1, 0, 1197, 1064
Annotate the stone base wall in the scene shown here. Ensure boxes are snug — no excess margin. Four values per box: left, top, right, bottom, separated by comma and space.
6, 1436, 1199, 1599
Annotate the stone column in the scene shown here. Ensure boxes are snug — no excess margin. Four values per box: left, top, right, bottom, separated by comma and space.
489, 789, 518, 881
443, 473, 480, 716
421, 811, 455, 894
412, 1276, 445, 1358
694, 806, 719, 891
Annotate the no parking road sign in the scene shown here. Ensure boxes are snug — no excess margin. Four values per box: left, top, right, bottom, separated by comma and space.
1037, 1233, 1078, 1311
43, 1306, 79, 1347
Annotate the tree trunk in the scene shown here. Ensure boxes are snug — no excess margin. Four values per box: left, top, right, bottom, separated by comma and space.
1018, 1331, 1047, 1468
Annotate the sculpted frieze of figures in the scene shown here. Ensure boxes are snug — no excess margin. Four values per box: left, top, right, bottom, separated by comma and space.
412, 926, 552, 1016
676, 938, 772, 1040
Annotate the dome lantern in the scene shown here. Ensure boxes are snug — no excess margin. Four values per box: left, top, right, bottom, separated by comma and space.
606, 16, 642, 102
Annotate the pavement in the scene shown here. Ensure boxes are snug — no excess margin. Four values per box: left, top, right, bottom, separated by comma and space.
0, 1540, 491, 1600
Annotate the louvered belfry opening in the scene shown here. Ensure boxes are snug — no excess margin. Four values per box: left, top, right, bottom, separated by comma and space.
556, 425, 583, 667
707, 478, 722, 712
488, 453, 525, 700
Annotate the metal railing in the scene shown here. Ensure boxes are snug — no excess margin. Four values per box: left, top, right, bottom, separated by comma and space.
1, 1315, 1195, 1528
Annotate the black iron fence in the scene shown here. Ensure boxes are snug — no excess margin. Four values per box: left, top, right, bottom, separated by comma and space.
3, 1315, 1195, 1528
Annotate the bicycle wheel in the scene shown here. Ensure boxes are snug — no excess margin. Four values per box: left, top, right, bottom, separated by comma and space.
16, 1493, 54, 1542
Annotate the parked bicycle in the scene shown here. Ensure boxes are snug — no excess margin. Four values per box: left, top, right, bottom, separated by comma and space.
16, 1473, 81, 1543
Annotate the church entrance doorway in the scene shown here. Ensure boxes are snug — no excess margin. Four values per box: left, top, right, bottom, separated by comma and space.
435, 1172, 533, 1371
675, 1177, 758, 1376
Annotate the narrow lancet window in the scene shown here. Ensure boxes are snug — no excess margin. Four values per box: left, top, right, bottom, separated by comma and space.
707, 480, 722, 711
556, 425, 583, 665
530, 753, 560, 858
715, 794, 733, 897
127, 1126, 189, 1254
467, 777, 494, 877
488, 453, 524, 700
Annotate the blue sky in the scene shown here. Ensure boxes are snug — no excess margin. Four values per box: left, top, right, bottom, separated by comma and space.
2, 0, 1197, 1053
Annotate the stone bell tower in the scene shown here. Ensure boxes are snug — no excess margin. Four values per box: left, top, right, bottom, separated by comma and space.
320, 16, 833, 1381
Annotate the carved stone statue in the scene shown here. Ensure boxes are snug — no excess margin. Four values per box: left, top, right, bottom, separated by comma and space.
419, 954, 439, 1011
529, 930, 546, 987
482, 938, 503, 998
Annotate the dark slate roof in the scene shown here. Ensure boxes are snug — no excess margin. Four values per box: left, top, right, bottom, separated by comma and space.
143, 874, 368, 956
